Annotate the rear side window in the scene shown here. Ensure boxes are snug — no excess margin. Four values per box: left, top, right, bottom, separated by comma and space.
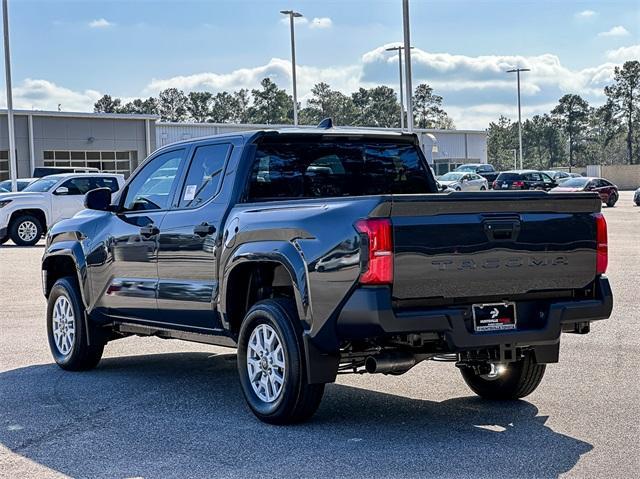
179, 143, 231, 208
247, 139, 435, 201
93, 177, 120, 192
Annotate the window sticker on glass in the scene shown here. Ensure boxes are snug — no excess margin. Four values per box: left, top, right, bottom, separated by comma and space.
183, 184, 197, 201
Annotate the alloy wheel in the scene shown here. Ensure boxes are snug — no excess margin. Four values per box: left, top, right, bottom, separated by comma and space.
52, 295, 76, 356
17, 220, 38, 242
246, 323, 286, 403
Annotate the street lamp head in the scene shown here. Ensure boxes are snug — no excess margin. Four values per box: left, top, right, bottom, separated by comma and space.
385, 45, 415, 52
280, 10, 303, 17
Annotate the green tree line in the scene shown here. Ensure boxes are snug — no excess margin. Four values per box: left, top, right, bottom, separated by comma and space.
94, 78, 454, 129
95, 60, 639, 167
488, 60, 639, 169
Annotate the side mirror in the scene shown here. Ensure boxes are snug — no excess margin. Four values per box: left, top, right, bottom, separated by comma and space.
84, 187, 112, 211
55, 186, 69, 195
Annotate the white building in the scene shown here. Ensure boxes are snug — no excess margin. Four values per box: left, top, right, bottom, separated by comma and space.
156, 122, 487, 176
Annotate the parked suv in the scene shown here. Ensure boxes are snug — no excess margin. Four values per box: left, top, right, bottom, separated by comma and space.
0, 173, 124, 245
41, 127, 612, 424
493, 170, 557, 190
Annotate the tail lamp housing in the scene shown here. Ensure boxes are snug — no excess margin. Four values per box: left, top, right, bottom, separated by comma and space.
594, 213, 608, 275
355, 218, 393, 285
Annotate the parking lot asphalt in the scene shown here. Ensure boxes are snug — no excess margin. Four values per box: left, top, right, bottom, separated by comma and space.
0, 191, 638, 479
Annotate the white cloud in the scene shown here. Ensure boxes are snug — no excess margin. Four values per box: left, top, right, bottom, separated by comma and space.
0, 79, 101, 111
575, 10, 597, 19
88, 18, 114, 29
5, 45, 622, 129
310, 17, 333, 29
606, 44, 640, 62
598, 26, 630, 37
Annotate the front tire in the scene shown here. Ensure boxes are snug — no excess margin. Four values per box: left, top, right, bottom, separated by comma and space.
606, 193, 617, 208
9, 214, 43, 246
237, 299, 324, 424
460, 353, 545, 400
47, 277, 104, 371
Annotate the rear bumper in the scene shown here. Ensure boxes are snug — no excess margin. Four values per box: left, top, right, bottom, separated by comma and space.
335, 276, 613, 351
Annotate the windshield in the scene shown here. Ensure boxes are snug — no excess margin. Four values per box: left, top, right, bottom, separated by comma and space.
454, 165, 477, 172
438, 172, 464, 181
559, 178, 590, 188
23, 178, 59, 192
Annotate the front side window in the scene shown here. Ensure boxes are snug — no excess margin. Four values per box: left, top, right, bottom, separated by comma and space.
247, 139, 435, 201
59, 177, 93, 195
178, 144, 231, 208
122, 149, 185, 212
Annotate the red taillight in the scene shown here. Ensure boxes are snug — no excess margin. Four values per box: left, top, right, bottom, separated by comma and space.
513, 181, 525, 188
492, 180, 498, 189
595, 213, 608, 274
355, 218, 393, 284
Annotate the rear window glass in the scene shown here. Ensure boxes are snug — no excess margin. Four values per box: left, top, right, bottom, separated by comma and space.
561, 178, 589, 188
496, 173, 522, 181
247, 138, 436, 201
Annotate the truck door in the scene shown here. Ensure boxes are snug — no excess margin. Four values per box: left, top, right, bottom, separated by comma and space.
92, 148, 188, 323
156, 142, 233, 331
51, 176, 93, 223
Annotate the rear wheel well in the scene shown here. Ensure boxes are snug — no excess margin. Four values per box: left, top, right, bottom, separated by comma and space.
225, 262, 296, 337
43, 256, 78, 298
10, 209, 47, 230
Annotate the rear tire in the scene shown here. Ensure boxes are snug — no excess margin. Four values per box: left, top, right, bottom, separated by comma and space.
47, 277, 104, 371
237, 298, 325, 424
606, 193, 617, 208
480, 186, 487, 191
460, 353, 545, 400
9, 214, 43, 246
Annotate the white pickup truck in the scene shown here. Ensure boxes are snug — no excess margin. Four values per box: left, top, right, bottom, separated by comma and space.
0, 173, 124, 246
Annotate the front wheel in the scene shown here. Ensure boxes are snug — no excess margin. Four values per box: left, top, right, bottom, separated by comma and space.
459, 353, 545, 400
606, 193, 617, 208
237, 299, 324, 424
47, 277, 104, 370
9, 214, 43, 246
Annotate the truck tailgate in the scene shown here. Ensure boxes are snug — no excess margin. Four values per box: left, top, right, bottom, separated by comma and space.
389, 191, 602, 300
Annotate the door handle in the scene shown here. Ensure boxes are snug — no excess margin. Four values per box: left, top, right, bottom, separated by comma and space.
193, 222, 216, 237
140, 224, 159, 238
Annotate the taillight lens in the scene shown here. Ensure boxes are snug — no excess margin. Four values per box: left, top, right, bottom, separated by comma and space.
513, 181, 525, 188
595, 213, 608, 274
492, 180, 498, 189
355, 218, 393, 284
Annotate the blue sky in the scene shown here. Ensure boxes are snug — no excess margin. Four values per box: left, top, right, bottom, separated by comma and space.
5, 0, 640, 128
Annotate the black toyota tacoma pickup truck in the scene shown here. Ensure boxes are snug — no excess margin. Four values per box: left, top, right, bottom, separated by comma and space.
42, 125, 612, 424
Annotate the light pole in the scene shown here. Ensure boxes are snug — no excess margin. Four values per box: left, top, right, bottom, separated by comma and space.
506, 68, 530, 170
402, 0, 414, 132
386, 45, 414, 130
2, 0, 17, 191
280, 10, 303, 126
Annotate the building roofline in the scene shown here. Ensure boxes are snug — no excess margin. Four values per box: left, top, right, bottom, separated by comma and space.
0, 109, 159, 121
156, 121, 486, 135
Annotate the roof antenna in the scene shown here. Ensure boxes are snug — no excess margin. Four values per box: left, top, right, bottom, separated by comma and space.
317, 118, 333, 129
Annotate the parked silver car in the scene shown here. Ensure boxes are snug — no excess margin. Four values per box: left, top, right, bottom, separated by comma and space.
437, 172, 488, 191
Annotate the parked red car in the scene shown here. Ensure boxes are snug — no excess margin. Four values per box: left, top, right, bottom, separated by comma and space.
551, 177, 619, 207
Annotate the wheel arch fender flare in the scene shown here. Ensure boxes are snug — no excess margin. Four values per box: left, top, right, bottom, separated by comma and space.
42, 241, 90, 309
219, 240, 310, 328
